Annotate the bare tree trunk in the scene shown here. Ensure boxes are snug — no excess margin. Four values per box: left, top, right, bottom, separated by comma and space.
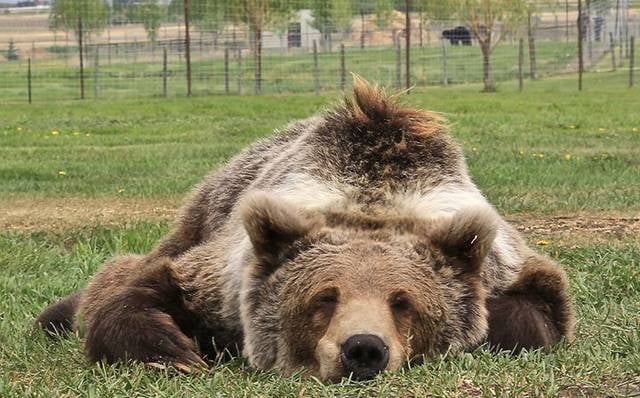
481, 43, 494, 91
254, 26, 262, 94
419, 12, 423, 47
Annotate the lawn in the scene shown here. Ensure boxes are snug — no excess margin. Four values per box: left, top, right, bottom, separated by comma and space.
0, 40, 579, 102
1, 73, 639, 396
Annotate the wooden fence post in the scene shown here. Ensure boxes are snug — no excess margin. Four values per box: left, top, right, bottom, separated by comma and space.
518, 38, 524, 91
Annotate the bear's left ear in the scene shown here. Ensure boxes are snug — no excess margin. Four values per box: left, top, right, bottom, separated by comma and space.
240, 191, 324, 268
429, 207, 498, 273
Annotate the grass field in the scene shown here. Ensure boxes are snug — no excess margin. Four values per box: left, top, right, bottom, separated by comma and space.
0, 40, 581, 102
1, 73, 639, 397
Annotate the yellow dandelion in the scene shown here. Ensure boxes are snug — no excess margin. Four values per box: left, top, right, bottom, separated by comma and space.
472, 147, 477, 152
633, 128, 638, 132
58, 171, 67, 176
73, 132, 80, 136
567, 125, 576, 129
598, 128, 606, 132
536, 240, 549, 246
17, 127, 22, 132
85, 133, 91, 137
533, 153, 545, 158
564, 153, 572, 161
519, 150, 525, 156
117, 187, 125, 193
51, 130, 60, 136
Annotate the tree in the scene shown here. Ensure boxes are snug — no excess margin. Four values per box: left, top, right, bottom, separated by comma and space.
452, 0, 527, 91
5, 38, 19, 61
413, 0, 453, 46
230, 0, 297, 94
49, 0, 108, 99
131, 0, 166, 43
354, 0, 374, 48
190, 0, 231, 44
374, 0, 394, 29
310, 0, 352, 50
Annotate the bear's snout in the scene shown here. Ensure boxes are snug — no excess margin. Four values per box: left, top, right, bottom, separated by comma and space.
340, 334, 389, 380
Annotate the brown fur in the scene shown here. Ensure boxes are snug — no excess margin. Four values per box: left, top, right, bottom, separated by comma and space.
36, 78, 574, 381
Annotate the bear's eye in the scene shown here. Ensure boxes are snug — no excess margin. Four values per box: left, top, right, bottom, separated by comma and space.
314, 289, 338, 306
390, 293, 412, 314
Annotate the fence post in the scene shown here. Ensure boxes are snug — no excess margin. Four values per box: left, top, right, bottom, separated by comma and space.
237, 48, 243, 95
162, 47, 168, 98
27, 57, 32, 104
441, 39, 448, 86
610, 32, 617, 71
340, 43, 346, 91
405, 0, 411, 91
313, 40, 320, 95
395, 35, 402, 89
183, 0, 192, 96
518, 38, 524, 91
578, 0, 583, 91
630, 36, 635, 88
93, 45, 99, 99
527, 11, 537, 80
224, 47, 229, 94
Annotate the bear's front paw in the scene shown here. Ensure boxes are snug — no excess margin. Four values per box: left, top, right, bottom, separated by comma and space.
85, 297, 206, 369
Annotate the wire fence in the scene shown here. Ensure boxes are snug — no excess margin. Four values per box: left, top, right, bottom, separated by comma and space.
0, 0, 638, 103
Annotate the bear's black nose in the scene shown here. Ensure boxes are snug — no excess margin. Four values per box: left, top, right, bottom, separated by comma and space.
340, 334, 389, 380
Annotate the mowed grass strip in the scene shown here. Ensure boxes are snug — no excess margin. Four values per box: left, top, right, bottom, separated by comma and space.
0, 222, 638, 397
1, 72, 639, 214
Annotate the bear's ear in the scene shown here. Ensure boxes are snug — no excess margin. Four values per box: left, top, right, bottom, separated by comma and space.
429, 207, 498, 273
240, 191, 324, 267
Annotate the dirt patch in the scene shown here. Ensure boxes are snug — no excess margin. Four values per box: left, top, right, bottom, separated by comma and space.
507, 213, 640, 242
0, 197, 180, 233
1, 197, 638, 240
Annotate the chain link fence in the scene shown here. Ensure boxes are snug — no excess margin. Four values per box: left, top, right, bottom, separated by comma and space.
0, 0, 638, 103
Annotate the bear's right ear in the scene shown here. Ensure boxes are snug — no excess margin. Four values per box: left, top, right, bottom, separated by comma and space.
240, 191, 324, 268
429, 207, 498, 273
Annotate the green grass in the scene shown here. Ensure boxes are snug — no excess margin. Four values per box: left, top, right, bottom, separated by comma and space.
1, 73, 639, 396
1, 72, 639, 213
0, 40, 581, 102
1, 224, 638, 396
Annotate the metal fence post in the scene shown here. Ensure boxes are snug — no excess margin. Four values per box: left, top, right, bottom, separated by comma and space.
313, 40, 320, 96
441, 39, 448, 86
93, 46, 99, 99
395, 35, 402, 89
630, 36, 635, 88
27, 58, 32, 104
340, 43, 346, 91
162, 47, 168, 98
610, 32, 617, 71
237, 48, 243, 95
224, 47, 229, 94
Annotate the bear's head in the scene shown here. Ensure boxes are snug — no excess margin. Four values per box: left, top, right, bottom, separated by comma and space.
239, 191, 497, 382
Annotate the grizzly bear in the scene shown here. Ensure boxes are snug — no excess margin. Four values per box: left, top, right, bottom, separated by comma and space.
37, 78, 573, 382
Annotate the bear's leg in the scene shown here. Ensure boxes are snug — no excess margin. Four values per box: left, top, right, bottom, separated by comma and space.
84, 258, 206, 369
486, 255, 573, 352
36, 290, 83, 337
